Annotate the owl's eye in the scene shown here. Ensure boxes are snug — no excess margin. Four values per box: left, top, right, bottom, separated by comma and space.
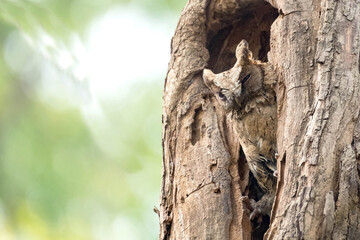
241, 74, 251, 84
218, 90, 227, 100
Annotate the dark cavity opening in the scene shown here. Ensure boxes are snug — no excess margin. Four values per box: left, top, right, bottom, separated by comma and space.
206, 2, 278, 74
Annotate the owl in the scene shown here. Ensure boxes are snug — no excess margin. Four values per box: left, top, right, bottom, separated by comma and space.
203, 40, 277, 219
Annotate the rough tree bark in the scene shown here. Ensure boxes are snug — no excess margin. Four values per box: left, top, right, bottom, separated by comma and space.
159, 0, 360, 239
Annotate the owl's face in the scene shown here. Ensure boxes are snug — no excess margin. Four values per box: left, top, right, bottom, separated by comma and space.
217, 72, 252, 111
203, 40, 264, 112
203, 64, 260, 112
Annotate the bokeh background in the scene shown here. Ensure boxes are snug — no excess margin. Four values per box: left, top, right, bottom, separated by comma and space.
0, 0, 185, 239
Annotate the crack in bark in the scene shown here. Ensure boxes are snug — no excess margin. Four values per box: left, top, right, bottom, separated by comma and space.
287, 84, 309, 93
358, 51, 360, 74
281, 10, 304, 17
191, 106, 204, 145
186, 181, 214, 198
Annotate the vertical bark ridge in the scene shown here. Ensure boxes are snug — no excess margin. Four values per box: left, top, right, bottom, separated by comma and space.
267, 0, 360, 239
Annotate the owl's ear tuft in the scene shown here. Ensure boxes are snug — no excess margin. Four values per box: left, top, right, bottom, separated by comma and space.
203, 69, 216, 83
236, 40, 250, 65
203, 68, 220, 92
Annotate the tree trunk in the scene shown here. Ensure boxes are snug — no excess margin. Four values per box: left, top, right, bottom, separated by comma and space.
159, 0, 360, 239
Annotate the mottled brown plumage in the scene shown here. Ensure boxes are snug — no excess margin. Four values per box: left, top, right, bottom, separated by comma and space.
203, 40, 277, 219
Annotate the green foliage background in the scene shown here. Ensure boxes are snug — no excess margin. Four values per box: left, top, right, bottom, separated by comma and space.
0, 0, 185, 239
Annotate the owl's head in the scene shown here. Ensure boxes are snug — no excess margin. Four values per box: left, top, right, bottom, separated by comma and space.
203, 40, 263, 112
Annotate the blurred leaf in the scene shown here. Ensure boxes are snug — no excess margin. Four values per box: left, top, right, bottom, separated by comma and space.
0, 0, 187, 239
